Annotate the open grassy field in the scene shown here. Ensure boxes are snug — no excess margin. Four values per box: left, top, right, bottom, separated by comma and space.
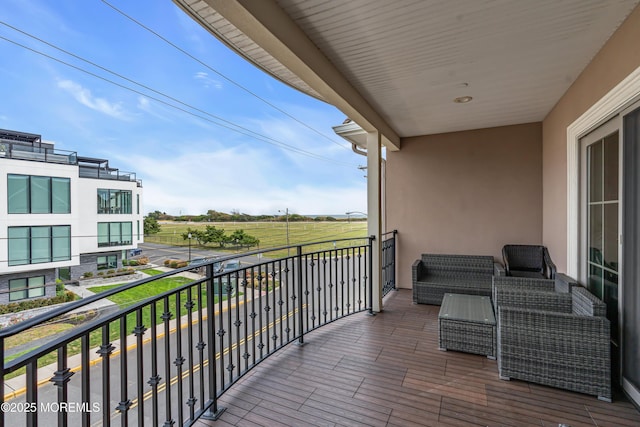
145, 221, 369, 257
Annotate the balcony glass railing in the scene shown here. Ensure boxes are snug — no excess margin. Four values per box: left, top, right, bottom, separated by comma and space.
79, 166, 137, 182
0, 142, 77, 165
0, 236, 396, 426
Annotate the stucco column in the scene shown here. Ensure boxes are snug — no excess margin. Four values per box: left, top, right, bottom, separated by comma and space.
367, 131, 382, 312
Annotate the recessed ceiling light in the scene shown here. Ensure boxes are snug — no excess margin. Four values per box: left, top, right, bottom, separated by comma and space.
453, 96, 473, 103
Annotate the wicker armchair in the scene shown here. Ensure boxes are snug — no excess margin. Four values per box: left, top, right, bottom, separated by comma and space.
502, 244, 557, 279
497, 286, 611, 401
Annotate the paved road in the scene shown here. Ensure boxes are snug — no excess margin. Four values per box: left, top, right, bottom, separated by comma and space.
137, 242, 263, 270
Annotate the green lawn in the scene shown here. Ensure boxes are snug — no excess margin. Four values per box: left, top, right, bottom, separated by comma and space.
141, 268, 165, 276
145, 221, 368, 258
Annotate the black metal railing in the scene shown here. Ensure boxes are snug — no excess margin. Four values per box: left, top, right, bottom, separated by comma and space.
0, 238, 374, 426
382, 230, 397, 298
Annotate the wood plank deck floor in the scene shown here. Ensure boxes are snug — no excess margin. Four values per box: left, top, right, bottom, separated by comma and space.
196, 289, 640, 427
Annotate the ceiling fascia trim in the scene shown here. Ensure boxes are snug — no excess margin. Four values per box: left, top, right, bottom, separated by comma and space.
199, 0, 400, 150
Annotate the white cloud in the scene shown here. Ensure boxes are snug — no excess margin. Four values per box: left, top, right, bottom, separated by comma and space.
136, 96, 175, 122
115, 147, 366, 216
57, 79, 130, 120
194, 72, 223, 90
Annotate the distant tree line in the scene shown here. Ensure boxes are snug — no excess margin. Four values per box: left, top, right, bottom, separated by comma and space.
145, 209, 360, 223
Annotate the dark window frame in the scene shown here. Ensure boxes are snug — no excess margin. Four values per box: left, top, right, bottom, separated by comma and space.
8, 276, 46, 301
7, 174, 70, 214
97, 255, 118, 270
8, 225, 71, 266
97, 222, 133, 247
97, 189, 133, 214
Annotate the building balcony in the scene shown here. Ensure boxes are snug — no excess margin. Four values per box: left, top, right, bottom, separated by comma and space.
194, 289, 640, 427
78, 156, 140, 186
0, 140, 77, 165
1, 129, 142, 187
1, 234, 638, 426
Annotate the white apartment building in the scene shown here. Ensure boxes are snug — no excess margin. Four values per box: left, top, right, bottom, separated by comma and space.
0, 129, 143, 304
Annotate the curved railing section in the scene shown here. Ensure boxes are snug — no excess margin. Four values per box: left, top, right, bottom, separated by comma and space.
382, 230, 398, 297
0, 237, 374, 426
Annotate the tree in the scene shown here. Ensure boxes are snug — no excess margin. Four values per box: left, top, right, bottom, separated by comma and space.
182, 228, 206, 245
144, 216, 161, 235
203, 225, 226, 246
223, 229, 260, 248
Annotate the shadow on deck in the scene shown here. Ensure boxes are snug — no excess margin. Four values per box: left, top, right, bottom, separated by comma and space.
197, 289, 640, 427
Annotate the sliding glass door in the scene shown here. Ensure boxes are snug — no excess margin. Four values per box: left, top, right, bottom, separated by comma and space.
582, 102, 640, 404
622, 105, 640, 402
583, 122, 620, 383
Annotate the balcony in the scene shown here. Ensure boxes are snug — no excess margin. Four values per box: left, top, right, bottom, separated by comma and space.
2, 233, 638, 426
192, 289, 640, 427
0, 141, 77, 165
78, 156, 140, 185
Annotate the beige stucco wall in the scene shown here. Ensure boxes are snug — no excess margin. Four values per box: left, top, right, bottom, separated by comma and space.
387, 123, 542, 288
542, 5, 640, 272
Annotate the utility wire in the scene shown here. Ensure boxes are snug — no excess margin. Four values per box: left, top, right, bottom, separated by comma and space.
0, 31, 355, 166
101, 0, 352, 151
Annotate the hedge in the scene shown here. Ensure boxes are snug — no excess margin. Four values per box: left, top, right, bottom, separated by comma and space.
0, 291, 77, 315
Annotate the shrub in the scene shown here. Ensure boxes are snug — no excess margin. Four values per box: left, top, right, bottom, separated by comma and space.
107, 269, 115, 275
137, 257, 149, 265
129, 260, 139, 266
97, 272, 104, 276
122, 259, 129, 266
176, 261, 188, 268
164, 259, 172, 266
84, 272, 93, 278
0, 291, 77, 315
169, 261, 179, 268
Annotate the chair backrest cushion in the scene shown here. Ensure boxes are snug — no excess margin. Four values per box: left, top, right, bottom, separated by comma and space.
421, 254, 494, 275
503, 245, 545, 272
495, 288, 572, 313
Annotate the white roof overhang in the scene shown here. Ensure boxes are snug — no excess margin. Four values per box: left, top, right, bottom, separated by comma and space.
174, 0, 640, 151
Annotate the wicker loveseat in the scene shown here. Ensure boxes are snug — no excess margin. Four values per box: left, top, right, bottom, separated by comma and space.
497, 285, 611, 401
412, 254, 504, 305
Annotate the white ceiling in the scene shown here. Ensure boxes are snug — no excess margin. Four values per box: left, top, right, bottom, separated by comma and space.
176, 0, 640, 138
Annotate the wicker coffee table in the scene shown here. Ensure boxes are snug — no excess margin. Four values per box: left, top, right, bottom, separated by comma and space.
438, 293, 496, 359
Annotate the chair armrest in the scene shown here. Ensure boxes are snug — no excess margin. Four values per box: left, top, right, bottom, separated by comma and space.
555, 273, 578, 293
501, 246, 511, 275
543, 247, 557, 279
572, 287, 607, 317
412, 259, 425, 282
494, 262, 505, 276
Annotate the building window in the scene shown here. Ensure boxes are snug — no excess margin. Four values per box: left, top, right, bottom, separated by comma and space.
97, 189, 132, 214
7, 174, 70, 214
137, 194, 140, 215
9, 276, 46, 301
58, 267, 71, 281
97, 222, 133, 247
8, 226, 71, 266
97, 255, 117, 270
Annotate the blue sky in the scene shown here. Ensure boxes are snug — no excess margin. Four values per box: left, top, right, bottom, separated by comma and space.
0, 0, 368, 216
